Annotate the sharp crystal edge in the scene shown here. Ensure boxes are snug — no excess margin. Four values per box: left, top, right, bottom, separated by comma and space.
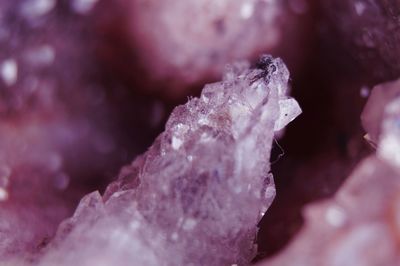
34, 55, 301, 266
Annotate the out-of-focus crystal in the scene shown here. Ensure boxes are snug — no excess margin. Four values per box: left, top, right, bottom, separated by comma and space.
258, 78, 400, 266
361, 79, 400, 144
120, 0, 307, 97
0, 0, 161, 261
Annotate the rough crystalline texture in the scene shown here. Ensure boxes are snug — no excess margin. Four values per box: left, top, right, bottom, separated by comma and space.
31, 56, 300, 266
322, 0, 400, 79
259, 78, 400, 266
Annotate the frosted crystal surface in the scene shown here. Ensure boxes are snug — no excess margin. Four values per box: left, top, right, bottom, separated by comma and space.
37, 55, 301, 266
259, 79, 400, 266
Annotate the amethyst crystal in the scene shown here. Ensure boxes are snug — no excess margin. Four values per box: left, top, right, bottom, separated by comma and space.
34, 56, 300, 266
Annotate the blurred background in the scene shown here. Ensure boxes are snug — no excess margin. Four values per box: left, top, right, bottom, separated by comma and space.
0, 0, 399, 262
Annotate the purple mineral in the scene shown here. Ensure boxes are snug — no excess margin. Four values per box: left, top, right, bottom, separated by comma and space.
36, 55, 300, 266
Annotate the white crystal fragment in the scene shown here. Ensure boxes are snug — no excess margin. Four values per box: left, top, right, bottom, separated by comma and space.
72, 0, 99, 14
325, 205, 347, 227
274, 98, 302, 131
171, 136, 183, 150
240, 2, 255, 19
0, 188, 8, 201
378, 98, 400, 168
1, 59, 18, 86
21, 0, 56, 18
354, 2, 366, 16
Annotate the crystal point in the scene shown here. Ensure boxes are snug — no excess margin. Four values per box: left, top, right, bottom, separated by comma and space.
39, 55, 300, 266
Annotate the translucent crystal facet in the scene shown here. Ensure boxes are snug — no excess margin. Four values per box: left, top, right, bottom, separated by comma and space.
38, 55, 301, 266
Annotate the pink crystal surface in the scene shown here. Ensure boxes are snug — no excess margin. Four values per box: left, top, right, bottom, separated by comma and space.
2, 1, 400, 265
33, 56, 301, 266
108, 0, 310, 98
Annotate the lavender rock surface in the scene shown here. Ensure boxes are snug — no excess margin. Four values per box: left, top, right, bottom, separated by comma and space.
34, 56, 301, 266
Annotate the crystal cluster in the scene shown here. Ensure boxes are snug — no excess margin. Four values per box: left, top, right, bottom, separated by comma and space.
0, 1, 305, 263
258, 79, 400, 266
31, 56, 300, 266
6, 0, 400, 265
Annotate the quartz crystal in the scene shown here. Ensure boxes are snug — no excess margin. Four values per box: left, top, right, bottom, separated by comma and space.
35, 55, 301, 266
258, 79, 400, 266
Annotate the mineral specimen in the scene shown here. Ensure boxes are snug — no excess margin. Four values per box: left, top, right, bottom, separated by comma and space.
34, 56, 301, 266
361, 79, 400, 146
258, 79, 400, 266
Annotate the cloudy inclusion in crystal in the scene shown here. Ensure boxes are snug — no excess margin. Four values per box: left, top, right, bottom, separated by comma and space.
38, 55, 301, 266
